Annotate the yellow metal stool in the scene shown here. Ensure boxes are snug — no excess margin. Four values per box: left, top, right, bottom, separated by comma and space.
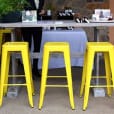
38, 42, 75, 109
0, 42, 34, 107
80, 42, 114, 110
0, 29, 12, 55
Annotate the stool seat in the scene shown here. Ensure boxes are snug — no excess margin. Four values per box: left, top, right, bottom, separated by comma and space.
0, 29, 12, 55
0, 42, 34, 107
80, 42, 114, 110
87, 42, 114, 51
44, 42, 69, 51
2, 42, 28, 51
38, 42, 75, 109
0, 29, 12, 34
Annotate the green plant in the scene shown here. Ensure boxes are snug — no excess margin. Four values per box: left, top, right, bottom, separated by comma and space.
0, 0, 29, 17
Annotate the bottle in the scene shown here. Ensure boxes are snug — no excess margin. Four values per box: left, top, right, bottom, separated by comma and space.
47, 10, 51, 16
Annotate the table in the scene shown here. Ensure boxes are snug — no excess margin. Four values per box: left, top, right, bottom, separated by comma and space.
38, 28, 87, 69
1, 20, 114, 28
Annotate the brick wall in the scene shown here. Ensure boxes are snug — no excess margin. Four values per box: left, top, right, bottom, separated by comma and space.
44, 0, 109, 41
44, 0, 109, 18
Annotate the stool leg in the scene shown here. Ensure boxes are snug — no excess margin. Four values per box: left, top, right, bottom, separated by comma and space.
0, 33, 3, 55
83, 50, 95, 110
104, 52, 112, 96
0, 49, 9, 106
38, 49, 49, 109
26, 51, 35, 95
21, 50, 34, 107
109, 49, 114, 89
3, 51, 11, 96
80, 50, 87, 97
64, 48, 75, 109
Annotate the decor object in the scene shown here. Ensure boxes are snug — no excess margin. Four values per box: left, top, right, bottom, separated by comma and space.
22, 10, 37, 22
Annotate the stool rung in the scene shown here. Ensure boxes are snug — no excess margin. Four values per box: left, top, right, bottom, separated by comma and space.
46, 85, 68, 87
4, 84, 27, 86
92, 76, 111, 79
8, 75, 25, 77
48, 76, 67, 78
90, 85, 114, 87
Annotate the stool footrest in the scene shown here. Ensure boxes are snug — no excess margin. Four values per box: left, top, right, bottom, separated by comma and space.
48, 76, 67, 78
8, 75, 25, 77
92, 76, 112, 79
46, 85, 68, 87
4, 84, 27, 86
90, 85, 114, 87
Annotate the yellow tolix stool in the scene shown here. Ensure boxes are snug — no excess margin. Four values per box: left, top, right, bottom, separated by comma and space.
0, 29, 12, 55
0, 42, 34, 107
80, 42, 114, 110
38, 42, 75, 109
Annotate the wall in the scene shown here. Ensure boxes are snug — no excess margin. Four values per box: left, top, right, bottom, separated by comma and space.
44, 0, 109, 41
44, 0, 109, 18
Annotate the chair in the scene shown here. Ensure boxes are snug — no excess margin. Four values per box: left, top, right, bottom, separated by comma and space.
80, 42, 114, 110
38, 42, 75, 109
0, 42, 34, 107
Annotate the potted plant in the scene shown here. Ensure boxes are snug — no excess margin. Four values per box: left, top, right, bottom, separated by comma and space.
0, 0, 29, 23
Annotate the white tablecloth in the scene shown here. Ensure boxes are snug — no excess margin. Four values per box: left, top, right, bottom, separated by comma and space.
38, 28, 88, 69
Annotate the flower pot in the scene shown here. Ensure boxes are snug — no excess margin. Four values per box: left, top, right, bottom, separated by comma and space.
0, 11, 22, 23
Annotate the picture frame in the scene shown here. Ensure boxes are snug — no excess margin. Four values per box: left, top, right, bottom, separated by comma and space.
22, 10, 37, 22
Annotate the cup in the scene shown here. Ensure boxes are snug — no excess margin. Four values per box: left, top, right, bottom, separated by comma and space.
92, 14, 99, 21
